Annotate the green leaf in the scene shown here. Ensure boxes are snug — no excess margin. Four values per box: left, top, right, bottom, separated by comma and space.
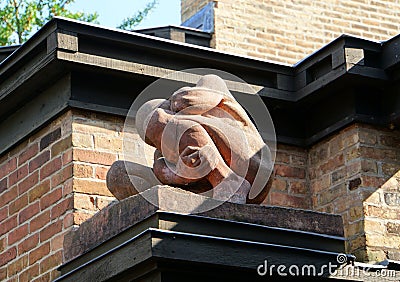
0, 0, 98, 45
0, 0, 158, 46
117, 0, 158, 30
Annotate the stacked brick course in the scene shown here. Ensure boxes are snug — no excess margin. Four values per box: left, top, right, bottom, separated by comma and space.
71, 111, 122, 225
0, 112, 73, 281
309, 124, 400, 261
1, 110, 399, 280
263, 144, 310, 209
0, 110, 156, 280
181, 0, 400, 264
0, 2, 399, 279
181, 0, 400, 64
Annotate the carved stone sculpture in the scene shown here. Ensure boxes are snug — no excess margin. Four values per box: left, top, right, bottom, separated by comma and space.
107, 74, 272, 204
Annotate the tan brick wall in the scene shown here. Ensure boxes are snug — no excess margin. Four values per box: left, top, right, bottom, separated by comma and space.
361, 127, 400, 262
181, 0, 210, 22
71, 111, 121, 225
181, 0, 400, 64
70, 110, 155, 225
309, 124, 400, 262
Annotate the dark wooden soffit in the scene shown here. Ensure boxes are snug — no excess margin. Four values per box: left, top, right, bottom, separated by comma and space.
0, 17, 399, 154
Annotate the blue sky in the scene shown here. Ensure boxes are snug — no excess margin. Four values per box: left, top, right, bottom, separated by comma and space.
69, 0, 181, 29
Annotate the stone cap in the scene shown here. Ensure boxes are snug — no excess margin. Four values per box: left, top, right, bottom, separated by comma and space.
64, 185, 344, 263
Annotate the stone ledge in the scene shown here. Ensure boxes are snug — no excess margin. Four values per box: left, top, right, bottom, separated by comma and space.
64, 185, 344, 263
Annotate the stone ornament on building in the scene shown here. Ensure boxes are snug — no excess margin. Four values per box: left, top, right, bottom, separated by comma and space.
107, 69, 276, 212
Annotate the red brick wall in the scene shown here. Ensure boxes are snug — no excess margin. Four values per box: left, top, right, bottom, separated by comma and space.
0, 108, 162, 280
0, 112, 73, 281
262, 144, 310, 209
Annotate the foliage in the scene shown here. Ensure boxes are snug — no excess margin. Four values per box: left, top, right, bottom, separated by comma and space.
0, 0, 98, 45
118, 0, 157, 30
0, 0, 158, 46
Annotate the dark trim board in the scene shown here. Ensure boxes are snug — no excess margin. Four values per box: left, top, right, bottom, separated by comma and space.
0, 45, 19, 63
56, 228, 351, 282
62, 186, 345, 266
56, 202, 352, 282
60, 211, 346, 275
0, 75, 71, 154
0, 18, 399, 154
135, 25, 212, 47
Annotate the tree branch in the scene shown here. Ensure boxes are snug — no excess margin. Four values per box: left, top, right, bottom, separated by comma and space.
11, 0, 22, 44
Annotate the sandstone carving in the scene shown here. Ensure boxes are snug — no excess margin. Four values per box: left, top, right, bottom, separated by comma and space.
107, 74, 272, 204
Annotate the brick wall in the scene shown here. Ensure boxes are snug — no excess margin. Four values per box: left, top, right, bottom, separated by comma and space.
71, 111, 121, 225
181, 0, 210, 23
0, 110, 156, 281
309, 124, 400, 262
262, 144, 310, 209
71, 110, 156, 225
361, 126, 400, 262
181, 0, 400, 64
0, 112, 73, 281
1, 107, 399, 280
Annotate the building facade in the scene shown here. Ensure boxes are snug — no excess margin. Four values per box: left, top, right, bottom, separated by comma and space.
0, 1, 399, 280
182, 0, 400, 64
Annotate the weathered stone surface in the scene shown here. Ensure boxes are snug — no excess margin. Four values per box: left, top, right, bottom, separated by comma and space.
386, 222, 400, 235
106, 160, 161, 200
64, 185, 344, 263
384, 192, 400, 206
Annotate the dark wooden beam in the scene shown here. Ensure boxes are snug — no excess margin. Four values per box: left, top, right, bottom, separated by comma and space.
0, 17, 399, 155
